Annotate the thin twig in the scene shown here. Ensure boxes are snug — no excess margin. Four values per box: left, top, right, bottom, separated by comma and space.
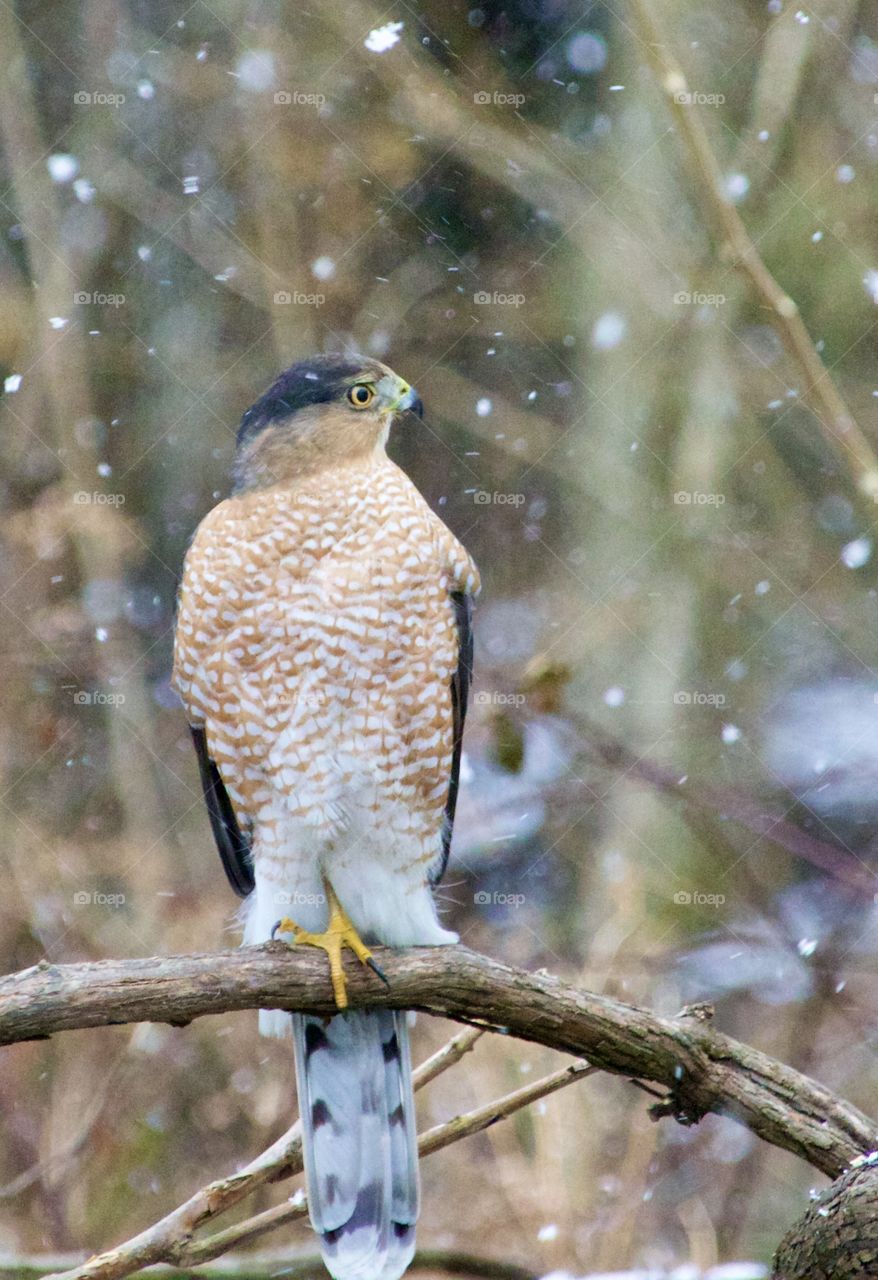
29, 1023, 482, 1280
0, 1250, 538, 1280
412, 1024, 486, 1089
574, 713, 878, 896
41, 1061, 592, 1280
630, 0, 878, 502
418, 1059, 595, 1155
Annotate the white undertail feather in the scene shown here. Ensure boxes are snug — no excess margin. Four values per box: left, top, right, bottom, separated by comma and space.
243, 853, 456, 1272
292, 1010, 418, 1280
242, 848, 457, 1041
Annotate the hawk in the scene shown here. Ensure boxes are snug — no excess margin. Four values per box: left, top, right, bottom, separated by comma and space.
173, 355, 479, 1280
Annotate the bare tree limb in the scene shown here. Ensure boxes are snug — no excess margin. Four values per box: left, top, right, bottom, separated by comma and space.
630, 0, 878, 503
1, 945, 875, 1180
574, 712, 878, 896
409, 1024, 486, 1088
26, 1020, 465, 1280
38, 1049, 592, 1280
168, 1060, 595, 1275
0, 1250, 539, 1280
20, 1024, 484, 1280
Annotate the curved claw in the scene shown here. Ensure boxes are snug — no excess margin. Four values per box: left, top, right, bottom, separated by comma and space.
366, 955, 390, 988
271, 916, 299, 941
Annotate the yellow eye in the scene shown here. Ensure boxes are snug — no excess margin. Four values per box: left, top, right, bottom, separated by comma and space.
347, 383, 375, 409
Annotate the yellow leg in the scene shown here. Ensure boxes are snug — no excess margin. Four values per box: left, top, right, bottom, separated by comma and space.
272, 882, 387, 1009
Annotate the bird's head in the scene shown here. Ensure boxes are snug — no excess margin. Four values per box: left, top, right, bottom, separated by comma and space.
232, 353, 423, 491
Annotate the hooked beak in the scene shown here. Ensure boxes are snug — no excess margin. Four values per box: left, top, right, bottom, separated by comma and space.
377, 375, 424, 418
399, 385, 424, 418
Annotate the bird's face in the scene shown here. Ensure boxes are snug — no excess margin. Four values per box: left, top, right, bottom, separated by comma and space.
348, 366, 423, 420
232, 355, 423, 492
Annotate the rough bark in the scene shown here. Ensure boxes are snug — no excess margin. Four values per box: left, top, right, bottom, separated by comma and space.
1, 944, 875, 1178
773, 1163, 878, 1279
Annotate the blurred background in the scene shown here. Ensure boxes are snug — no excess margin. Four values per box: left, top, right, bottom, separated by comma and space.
2, 0, 878, 1275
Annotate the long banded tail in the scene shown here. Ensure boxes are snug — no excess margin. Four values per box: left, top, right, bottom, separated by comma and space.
292, 1009, 419, 1280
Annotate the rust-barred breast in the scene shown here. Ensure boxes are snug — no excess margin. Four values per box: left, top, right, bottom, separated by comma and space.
174, 457, 478, 895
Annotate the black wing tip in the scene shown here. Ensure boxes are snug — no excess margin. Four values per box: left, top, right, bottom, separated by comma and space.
190, 725, 255, 897
433, 591, 474, 886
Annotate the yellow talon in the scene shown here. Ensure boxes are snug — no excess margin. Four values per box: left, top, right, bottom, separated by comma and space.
273, 883, 386, 1009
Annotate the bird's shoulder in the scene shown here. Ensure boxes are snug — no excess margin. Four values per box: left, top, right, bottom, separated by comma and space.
178, 461, 479, 604
378, 462, 481, 596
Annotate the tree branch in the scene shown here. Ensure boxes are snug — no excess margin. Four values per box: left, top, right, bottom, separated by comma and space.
0, 1251, 539, 1280
2, 945, 874, 1179
35, 1029, 590, 1280
574, 712, 878, 896
630, 0, 878, 503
